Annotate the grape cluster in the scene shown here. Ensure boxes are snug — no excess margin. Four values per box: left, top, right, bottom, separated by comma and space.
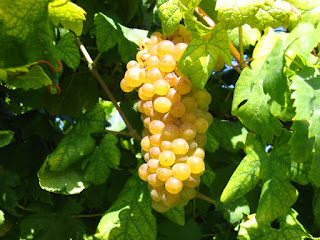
120, 26, 213, 212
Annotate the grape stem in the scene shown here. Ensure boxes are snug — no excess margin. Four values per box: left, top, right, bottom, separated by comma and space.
195, 7, 250, 69
76, 38, 142, 141
196, 192, 216, 205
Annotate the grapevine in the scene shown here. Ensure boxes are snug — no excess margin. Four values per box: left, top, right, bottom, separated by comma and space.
120, 25, 213, 212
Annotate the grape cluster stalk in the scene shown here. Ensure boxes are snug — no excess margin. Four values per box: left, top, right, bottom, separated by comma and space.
120, 25, 213, 212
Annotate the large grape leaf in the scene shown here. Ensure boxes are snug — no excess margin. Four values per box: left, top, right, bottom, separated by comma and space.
256, 130, 298, 224
184, 14, 212, 37
290, 160, 311, 185
228, 24, 261, 51
54, 32, 80, 71
83, 134, 121, 185
238, 209, 312, 240
49, 0, 86, 36
221, 134, 263, 203
95, 175, 157, 240
163, 205, 185, 226
286, 0, 320, 27
217, 197, 250, 224
178, 23, 231, 89
0, 130, 14, 148
6, 65, 52, 90
0, 0, 55, 68
42, 105, 105, 171
157, 0, 182, 36
232, 67, 282, 144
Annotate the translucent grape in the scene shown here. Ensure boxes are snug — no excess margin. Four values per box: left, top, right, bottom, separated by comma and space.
138, 87, 152, 100
173, 76, 192, 95
193, 109, 204, 119
147, 159, 160, 173
183, 174, 201, 188
143, 151, 151, 162
162, 190, 180, 207
141, 136, 151, 152
181, 97, 198, 112
203, 112, 213, 126
192, 89, 208, 107
170, 102, 186, 118
150, 110, 164, 121
156, 166, 173, 182
137, 100, 145, 113
150, 134, 162, 147
138, 37, 151, 49
142, 100, 153, 116
126, 60, 139, 69
145, 55, 159, 70
150, 146, 161, 159
172, 163, 191, 181
120, 78, 134, 93
142, 115, 151, 128
138, 163, 150, 181
164, 72, 177, 87
150, 32, 163, 45
141, 83, 155, 98
172, 138, 189, 155
136, 50, 150, 64
124, 67, 142, 87
162, 124, 179, 141
187, 156, 205, 174
139, 68, 147, 83
159, 55, 177, 73
153, 97, 172, 113
160, 140, 172, 151
165, 177, 183, 194
179, 122, 197, 140
150, 187, 164, 201
180, 187, 196, 200
159, 150, 175, 166
149, 120, 165, 134
152, 200, 170, 213
153, 79, 170, 95
190, 147, 205, 159
194, 133, 207, 147
194, 118, 209, 133
161, 112, 177, 125
157, 40, 174, 56
148, 173, 164, 188
166, 88, 181, 103
181, 112, 196, 123
146, 67, 164, 83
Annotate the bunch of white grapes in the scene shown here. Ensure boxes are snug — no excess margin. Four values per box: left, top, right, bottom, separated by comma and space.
120, 25, 213, 213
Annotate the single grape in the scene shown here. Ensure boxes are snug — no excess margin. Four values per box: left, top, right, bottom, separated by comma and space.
148, 173, 165, 188
192, 89, 208, 107
153, 79, 170, 95
136, 49, 150, 64
149, 120, 165, 134
152, 200, 170, 213
150, 134, 162, 147
126, 60, 139, 69
190, 147, 205, 159
159, 55, 177, 73
172, 138, 189, 155
203, 112, 213, 126
147, 159, 160, 173
193, 109, 204, 119
172, 163, 191, 181
143, 151, 151, 162
156, 166, 173, 182
150, 32, 163, 45
141, 136, 151, 152
150, 146, 161, 159
161, 112, 177, 125
141, 83, 155, 98
138, 87, 152, 100
194, 118, 209, 133
137, 100, 145, 113
164, 72, 177, 87
157, 40, 174, 56
165, 177, 183, 194
138, 163, 150, 181
162, 190, 180, 207
153, 97, 172, 113
125, 67, 142, 87
142, 100, 153, 116
166, 88, 181, 103
173, 76, 192, 95
150, 186, 165, 201
183, 174, 201, 188
162, 124, 179, 141
160, 140, 172, 151
180, 187, 196, 200
142, 115, 151, 128
159, 150, 175, 166
120, 78, 134, 93
145, 55, 159, 70
146, 67, 164, 83
181, 97, 198, 112
139, 68, 147, 83
187, 156, 205, 174
138, 37, 151, 49
181, 112, 196, 123
179, 122, 197, 140
170, 101, 186, 118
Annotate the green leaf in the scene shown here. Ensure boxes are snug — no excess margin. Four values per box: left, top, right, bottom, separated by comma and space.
0, 130, 14, 148
286, 0, 320, 27
0, 171, 20, 215
289, 121, 314, 163
84, 134, 121, 185
228, 24, 261, 51
238, 209, 312, 240
204, 132, 219, 153
232, 67, 282, 143
6, 65, 52, 90
178, 23, 231, 89
158, 0, 182, 36
215, 0, 266, 29
163, 205, 185, 226
217, 197, 250, 223
313, 188, 320, 231
221, 134, 262, 203
256, 130, 299, 224
54, 32, 80, 71
201, 162, 216, 188
207, 118, 248, 153
49, 0, 86, 36
21, 200, 86, 239
94, 13, 121, 53
38, 163, 90, 195
184, 14, 212, 37
42, 105, 105, 171
0, 210, 4, 227
95, 175, 157, 240
0, 0, 55, 68
290, 161, 311, 185
179, 0, 202, 14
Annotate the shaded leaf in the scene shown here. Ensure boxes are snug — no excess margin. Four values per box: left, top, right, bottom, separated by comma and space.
217, 197, 250, 223
0, 171, 20, 215
163, 205, 185, 226
0, 130, 14, 148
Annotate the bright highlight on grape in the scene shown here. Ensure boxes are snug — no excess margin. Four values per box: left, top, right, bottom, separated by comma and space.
120, 25, 212, 212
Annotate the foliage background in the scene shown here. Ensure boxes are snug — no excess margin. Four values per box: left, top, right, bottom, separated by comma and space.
0, 0, 320, 239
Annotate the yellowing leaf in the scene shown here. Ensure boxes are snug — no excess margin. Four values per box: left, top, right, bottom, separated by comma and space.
158, 0, 182, 36
49, 0, 86, 36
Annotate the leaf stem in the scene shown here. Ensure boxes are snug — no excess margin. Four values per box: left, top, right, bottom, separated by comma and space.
76, 39, 142, 141
238, 26, 245, 70
195, 7, 249, 69
196, 192, 216, 205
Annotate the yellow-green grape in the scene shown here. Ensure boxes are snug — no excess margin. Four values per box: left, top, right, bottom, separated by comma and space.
137, 100, 145, 114
194, 118, 209, 133
150, 187, 165, 201
142, 115, 150, 128
124, 67, 142, 87
187, 139, 199, 152
148, 45, 158, 56
190, 147, 205, 159
204, 91, 212, 105
187, 156, 205, 174
144, 151, 151, 162
139, 68, 147, 83
159, 55, 177, 73
161, 112, 177, 125
172, 42, 188, 62
141, 83, 155, 98
165, 177, 183, 194
156, 166, 173, 181
150, 110, 164, 121
162, 124, 179, 141
172, 163, 191, 181
183, 174, 201, 188
166, 88, 181, 103
141, 136, 151, 151
138, 87, 152, 100
150, 32, 163, 45
175, 154, 188, 163
170, 102, 186, 118
178, 197, 189, 207
142, 100, 153, 116
147, 159, 160, 173
150, 134, 162, 147
152, 200, 170, 213
160, 140, 172, 151
164, 72, 177, 87
159, 150, 175, 166
203, 112, 213, 126
193, 108, 204, 119
181, 112, 196, 123
120, 78, 134, 93
180, 187, 196, 200
138, 37, 151, 50
172, 138, 189, 155
146, 67, 164, 83
157, 40, 174, 56
179, 122, 197, 140
181, 97, 198, 112
192, 89, 208, 107
153, 79, 170, 95
149, 120, 165, 134
136, 49, 150, 64
138, 163, 150, 181
173, 76, 192, 95
126, 60, 140, 69
148, 173, 165, 188
150, 146, 161, 159
145, 55, 159, 70
153, 97, 172, 113
162, 191, 180, 207
174, 119, 183, 128
194, 133, 207, 147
